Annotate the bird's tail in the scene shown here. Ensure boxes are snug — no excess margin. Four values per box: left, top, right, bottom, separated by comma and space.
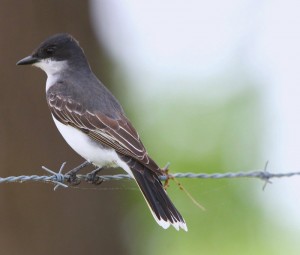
119, 155, 187, 231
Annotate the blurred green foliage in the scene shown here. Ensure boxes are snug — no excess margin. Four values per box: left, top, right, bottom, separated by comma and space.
116, 72, 300, 255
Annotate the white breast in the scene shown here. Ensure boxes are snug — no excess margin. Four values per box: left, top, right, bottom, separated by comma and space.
52, 115, 133, 176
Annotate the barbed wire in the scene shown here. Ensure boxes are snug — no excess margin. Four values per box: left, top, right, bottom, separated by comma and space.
0, 161, 299, 190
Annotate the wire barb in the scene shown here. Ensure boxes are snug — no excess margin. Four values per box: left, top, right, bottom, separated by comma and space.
262, 161, 271, 190
42, 162, 68, 190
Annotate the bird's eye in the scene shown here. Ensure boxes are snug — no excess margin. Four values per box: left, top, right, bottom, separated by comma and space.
45, 46, 56, 56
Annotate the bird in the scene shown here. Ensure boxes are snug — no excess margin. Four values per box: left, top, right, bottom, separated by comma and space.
17, 33, 187, 231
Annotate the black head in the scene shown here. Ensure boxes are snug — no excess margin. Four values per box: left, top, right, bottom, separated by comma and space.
17, 33, 86, 66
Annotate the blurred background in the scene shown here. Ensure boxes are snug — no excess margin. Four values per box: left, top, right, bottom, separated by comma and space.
0, 0, 299, 254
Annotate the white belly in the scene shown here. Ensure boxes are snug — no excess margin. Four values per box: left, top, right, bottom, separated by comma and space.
52, 115, 132, 176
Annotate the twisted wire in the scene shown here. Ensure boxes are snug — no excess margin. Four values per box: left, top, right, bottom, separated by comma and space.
0, 168, 299, 188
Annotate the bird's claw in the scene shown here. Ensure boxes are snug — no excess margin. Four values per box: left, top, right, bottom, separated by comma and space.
86, 173, 103, 185
85, 167, 103, 185
64, 161, 91, 185
66, 172, 81, 185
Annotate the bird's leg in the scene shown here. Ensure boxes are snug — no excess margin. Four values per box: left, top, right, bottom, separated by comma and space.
65, 161, 91, 185
86, 167, 104, 185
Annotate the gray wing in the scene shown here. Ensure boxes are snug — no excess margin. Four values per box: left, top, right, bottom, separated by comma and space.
47, 92, 162, 175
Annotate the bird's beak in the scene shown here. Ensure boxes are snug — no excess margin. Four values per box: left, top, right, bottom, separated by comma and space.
16, 55, 39, 65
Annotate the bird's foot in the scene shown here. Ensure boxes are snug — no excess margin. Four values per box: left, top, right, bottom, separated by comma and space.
86, 167, 104, 185
65, 161, 91, 185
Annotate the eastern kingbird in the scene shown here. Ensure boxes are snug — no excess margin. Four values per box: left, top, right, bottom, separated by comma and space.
17, 33, 187, 231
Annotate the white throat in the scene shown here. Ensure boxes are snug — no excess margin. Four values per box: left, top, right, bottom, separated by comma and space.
34, 59, 68, 91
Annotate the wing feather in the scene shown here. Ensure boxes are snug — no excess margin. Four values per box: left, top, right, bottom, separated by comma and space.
47, 92, 161, 174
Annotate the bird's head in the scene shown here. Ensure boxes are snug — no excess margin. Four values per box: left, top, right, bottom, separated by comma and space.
17, 33, 88, 75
